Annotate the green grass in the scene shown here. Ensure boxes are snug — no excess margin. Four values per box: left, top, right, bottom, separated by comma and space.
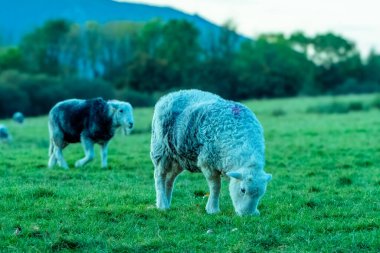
1, 94, 380, 252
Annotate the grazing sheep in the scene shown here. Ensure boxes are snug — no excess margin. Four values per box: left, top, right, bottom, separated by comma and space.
13, 112, 25, 124
48, 97, 134, 169
0, 124, 11, 142
151, 89, 272, 216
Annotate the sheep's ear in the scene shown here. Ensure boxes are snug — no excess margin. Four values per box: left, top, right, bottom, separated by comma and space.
265, 173, 272, 182
226, 171, 243, 180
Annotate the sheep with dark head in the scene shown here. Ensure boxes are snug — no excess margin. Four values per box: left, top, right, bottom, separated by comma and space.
48, 97, 134, 169
151, 89, 271, 216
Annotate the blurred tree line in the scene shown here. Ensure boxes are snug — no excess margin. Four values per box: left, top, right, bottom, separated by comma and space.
0, 19, 380, 117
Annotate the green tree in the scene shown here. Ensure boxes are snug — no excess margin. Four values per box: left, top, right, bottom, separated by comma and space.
310, 33, 363, 92
209, 20, 240, 58
100, 21, 141, 82
61, 24, 82, 77
20, 19, 72, 76
200, 20, 241, 99
0, 47, 24, 72
127, 54, 169, 92
137, 19, 164, 57
83, 21, 102, 78
365, 50, 380, 83
124, 20, 167, 91
289, 31, 311, 55
156, 20, 201, 88
235, 36, 315, 97
311, 33, 357, 67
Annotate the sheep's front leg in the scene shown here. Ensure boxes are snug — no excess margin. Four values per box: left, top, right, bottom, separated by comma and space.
100, 142, 109, 168
75, 136, 94, 168
154, 159, 171, 210
202, 168, 221, 214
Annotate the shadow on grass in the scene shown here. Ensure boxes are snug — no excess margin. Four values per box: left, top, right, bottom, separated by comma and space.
51, 237, 83, 252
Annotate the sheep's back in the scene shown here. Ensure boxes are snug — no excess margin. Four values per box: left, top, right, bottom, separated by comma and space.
49, 98, 112, 143
152, 89, 264, 172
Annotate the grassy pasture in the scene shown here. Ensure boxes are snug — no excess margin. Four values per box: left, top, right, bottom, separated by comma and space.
0, 94, 379, 252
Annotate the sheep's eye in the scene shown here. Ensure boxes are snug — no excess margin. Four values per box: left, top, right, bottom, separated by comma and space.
241, 188, 246, 194
119, 109, 124, 113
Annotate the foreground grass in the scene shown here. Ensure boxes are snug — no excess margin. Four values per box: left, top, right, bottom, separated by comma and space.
0, 94, 379, 252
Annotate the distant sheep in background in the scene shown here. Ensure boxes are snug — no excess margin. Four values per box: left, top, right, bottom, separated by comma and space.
0, 124, 11, 142
151, 89, 271, 216
48, 98, 134, 169
13, 112, 25, 124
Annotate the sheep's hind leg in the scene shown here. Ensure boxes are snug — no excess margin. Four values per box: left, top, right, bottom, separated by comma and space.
75, 136, 94, 168
49, 130, 68, 169
48, 138, 57, 168
165, 162, 183, 206
154, 158, 172, 210
55, 146, 68, 169
48, 147, 57, 168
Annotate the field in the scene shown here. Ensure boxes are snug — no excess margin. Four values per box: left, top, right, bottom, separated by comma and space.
1, 94, 380, 252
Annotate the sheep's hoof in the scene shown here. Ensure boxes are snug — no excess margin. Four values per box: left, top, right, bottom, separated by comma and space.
206, 207, 220, 214
74, 162, 83, 168
61, 164, 69, 170
59, 163, 69, 170
156, 202, 170, 210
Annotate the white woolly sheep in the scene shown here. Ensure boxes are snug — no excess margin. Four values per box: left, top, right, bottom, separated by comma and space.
150, 89, 272, 216
48, 97, 134, 169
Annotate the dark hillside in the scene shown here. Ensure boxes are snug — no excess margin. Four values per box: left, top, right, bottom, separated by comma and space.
0, 0, 238, 45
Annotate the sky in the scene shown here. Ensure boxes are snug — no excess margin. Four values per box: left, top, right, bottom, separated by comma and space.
117, 0, 380, 56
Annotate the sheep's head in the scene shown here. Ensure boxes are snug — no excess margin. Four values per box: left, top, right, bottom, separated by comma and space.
0, 125, 11, 142
227, 170, 272, 216
109, 101, 134, 135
